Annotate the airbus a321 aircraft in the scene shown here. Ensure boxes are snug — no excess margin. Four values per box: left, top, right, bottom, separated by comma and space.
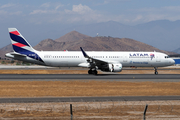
6, 28, 175, 75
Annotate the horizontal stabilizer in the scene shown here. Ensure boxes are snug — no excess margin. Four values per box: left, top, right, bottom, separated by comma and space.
6, 52, 26, 57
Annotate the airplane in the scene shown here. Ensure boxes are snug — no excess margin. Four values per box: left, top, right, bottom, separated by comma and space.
5, 28, 175, 75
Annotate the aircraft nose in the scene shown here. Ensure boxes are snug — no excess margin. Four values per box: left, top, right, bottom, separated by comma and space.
170, 59, 175, 65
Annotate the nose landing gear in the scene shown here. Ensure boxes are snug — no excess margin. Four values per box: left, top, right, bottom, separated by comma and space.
154, 67, 158, 75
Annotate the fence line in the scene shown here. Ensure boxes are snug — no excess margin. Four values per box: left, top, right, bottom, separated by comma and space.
0, 100, 180, 119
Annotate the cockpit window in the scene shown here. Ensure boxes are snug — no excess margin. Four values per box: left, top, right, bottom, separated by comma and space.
165, 56, 169, 58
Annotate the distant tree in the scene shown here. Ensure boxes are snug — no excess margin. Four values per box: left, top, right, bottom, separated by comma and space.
1, 61, 5, 64
26, 63, 30, 66
11, 60, 15, 64
22, 61, 31, 65
16, 62, 21, 65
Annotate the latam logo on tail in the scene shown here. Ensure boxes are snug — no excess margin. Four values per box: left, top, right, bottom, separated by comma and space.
10, 31, 20, 35
9, 29, 44, 63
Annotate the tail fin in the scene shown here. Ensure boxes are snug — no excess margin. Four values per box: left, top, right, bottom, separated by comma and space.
8, 28, 44, 63
8, 28, 35, 53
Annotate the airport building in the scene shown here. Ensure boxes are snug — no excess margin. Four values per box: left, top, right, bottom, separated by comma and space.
169, 54, 180, 64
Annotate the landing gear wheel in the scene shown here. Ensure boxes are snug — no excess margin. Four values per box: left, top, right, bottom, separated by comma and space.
88, 70, 92, 74
154, 67, 158, 75
92, 70, 98, 75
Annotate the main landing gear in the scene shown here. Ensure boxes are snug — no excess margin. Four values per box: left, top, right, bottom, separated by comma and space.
154, 67, 158, 75
88, 69, 98, 75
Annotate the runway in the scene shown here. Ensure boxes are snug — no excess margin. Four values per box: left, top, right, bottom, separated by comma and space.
1, 96, 180, 103
0, 74, 180, 81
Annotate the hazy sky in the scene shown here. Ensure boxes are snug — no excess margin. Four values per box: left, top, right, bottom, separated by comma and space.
1, 0, 180, 48
1, 0, 180, 25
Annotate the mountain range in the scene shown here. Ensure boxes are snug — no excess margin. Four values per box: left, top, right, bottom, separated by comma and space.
53, 20, 180, 52
1, 20, 180, 53
0, 30, 173, 59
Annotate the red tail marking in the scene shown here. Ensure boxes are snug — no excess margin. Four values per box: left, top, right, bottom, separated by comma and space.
10, 31, 20, 36
13, 43, 26, 47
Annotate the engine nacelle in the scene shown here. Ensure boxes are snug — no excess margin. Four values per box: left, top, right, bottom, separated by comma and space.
100, 63, 122, 72
108, 63, 122, 72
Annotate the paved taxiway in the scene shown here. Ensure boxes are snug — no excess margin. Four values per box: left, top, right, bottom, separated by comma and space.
0, 74, 180, 81
1, 96, 180, 103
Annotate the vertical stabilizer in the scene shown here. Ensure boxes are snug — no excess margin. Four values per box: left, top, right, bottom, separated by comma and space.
8, 28, 34, 53
8, 28, 44, 63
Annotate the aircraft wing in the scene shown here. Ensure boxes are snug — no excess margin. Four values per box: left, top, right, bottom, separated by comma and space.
80, 47, 109, 67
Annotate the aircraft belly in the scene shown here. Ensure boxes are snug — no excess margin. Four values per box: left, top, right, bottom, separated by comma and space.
45, 60, 68, 67
44, 59, 81, 67
68, 62, 80, 67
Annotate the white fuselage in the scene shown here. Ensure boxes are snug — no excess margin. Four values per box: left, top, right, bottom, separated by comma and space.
7, 50, 174, 68
6, 28, 175, 75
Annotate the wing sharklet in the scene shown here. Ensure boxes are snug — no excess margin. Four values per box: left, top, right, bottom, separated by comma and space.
80, 47, 109, 66
80, 47, 89, 58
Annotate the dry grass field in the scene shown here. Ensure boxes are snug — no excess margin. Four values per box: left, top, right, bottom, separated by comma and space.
0, 69, 179, 119
0, 69, 179, 97
0, 81, 180, 97
0, 69, 89, 74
